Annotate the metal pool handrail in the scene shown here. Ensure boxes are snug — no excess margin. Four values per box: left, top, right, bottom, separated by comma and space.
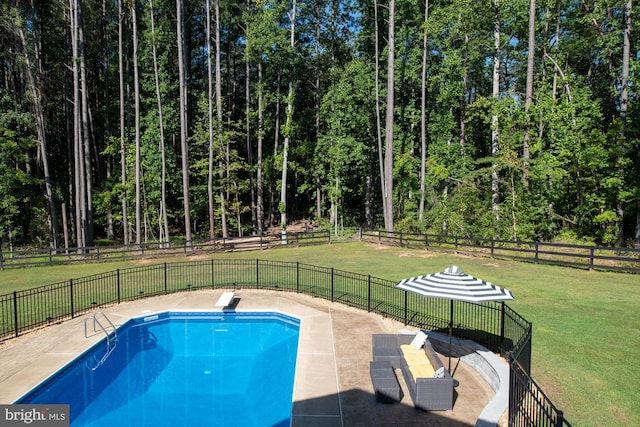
84, 311, 118, 370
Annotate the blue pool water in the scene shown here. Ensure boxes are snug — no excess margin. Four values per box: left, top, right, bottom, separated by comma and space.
17, 312, 300, 427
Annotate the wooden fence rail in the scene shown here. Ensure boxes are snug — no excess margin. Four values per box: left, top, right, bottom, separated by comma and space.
0, 231, 330, 269
360, 230, 640, 274
2, 228, 638, 274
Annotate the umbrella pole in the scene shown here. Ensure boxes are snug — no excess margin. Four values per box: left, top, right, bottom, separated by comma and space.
448, 300, 453, 372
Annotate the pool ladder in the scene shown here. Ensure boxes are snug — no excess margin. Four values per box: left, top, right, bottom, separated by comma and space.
84, 311, 118, 370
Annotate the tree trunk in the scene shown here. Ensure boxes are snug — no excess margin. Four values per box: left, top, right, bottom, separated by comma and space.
418, 0, 429, 222
149, 0, 169, 246
491, 0, 501, 226
246, 0, 257, 234
374, 0, 386, 230
176, 0, 193, 248
118, 0, 129, 246
14, 22, 59, 249
280, 0, 296, 242
215, 0, 228, 239
101, 0, 114, 242
460, 32, 468, 157
78, 0, 93, 247
523, 0, 536, 189
257, 61, 264, 235
70, 0, 84, 250
617, 0, 631, 246
280, 79, 293, 242
206, 0, 216, 239
315, 0, 323, 221
132, 0, 142, 245
383, 0, 395, 233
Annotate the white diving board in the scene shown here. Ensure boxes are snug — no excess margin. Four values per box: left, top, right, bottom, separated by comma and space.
215, 291, 236, 308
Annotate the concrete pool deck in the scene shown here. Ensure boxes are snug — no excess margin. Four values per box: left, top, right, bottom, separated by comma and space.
0, 290, 500, 426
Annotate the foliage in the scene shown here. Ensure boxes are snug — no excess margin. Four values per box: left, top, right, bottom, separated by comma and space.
0, 90, 41, 248
0, 0, 639, 249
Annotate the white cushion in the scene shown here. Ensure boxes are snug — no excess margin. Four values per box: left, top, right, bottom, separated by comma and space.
409, 331, 428, 350
434, 366, 446, 378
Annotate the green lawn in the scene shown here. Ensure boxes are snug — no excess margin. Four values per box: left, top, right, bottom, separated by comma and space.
1, 242, 638, 426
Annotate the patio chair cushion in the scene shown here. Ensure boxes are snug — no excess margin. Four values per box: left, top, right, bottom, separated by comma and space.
409, 362, 436, 379
401, 344, 436, 379
400, 344, 421, 355
402, 352, 424, 364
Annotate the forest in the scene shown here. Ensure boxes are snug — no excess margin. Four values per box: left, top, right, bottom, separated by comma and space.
0, 0, 638, 251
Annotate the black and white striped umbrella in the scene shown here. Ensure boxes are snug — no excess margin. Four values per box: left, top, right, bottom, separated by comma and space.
395, 265, 514, 303
395, 265, 514, 372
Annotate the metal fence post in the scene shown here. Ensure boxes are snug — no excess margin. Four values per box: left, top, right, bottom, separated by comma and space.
367, 275, 371, 312
296, 262, 300, 293
117, 269, 121, 304
13, 291, 18, 338
403, 292, 407, 325
164, 263, 168, 294
556, 411, 565, 427
500, 301, 506, 350
69, 279, 74, 318
211, 259, 215, 289
331, 268, 334, 302
256, 259, 260, 289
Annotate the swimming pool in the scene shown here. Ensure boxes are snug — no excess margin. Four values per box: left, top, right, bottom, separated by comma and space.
17, 311, 300, 427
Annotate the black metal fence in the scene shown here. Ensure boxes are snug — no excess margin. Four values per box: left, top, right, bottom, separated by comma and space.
361, 230, 640, 273
509, 353, 572, 427
0, 258, 561, 425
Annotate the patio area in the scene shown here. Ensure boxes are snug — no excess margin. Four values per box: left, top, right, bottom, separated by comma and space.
0, 290, 500, 426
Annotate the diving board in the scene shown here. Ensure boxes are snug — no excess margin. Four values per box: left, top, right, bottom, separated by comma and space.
215, 291, 236, 308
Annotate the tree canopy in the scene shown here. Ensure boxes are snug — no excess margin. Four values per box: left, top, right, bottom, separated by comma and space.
0, 0, 638, 249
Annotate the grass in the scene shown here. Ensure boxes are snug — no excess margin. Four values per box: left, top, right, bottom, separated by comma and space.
1, 241, 638, 426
